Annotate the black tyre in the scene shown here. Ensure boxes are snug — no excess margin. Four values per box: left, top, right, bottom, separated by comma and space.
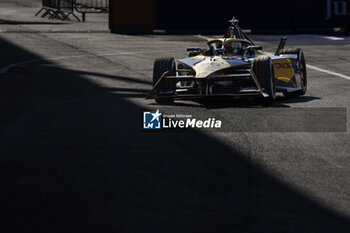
153, 57, 177, 104
252, 56, 276, 104
279, 48, 307, 97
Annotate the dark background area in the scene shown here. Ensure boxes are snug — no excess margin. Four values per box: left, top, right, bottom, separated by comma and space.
156, 0, 350, 32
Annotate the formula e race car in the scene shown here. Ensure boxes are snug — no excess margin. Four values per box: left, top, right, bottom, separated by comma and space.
146, 17, 307, 104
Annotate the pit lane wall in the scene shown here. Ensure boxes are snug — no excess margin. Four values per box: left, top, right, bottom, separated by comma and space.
109, 0, 350, 33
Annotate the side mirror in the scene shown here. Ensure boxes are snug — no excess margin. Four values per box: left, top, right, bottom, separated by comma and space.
243, 45, 263, 58
246, 45, 263, 52
187, 47, 203, 52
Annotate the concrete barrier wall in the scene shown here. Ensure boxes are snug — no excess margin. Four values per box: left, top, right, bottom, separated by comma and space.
109, 0, 350, 33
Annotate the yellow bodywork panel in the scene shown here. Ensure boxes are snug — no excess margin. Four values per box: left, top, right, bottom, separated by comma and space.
272, 58, 295, 83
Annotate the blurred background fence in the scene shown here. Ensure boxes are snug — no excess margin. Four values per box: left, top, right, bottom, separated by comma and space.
74, 0, 108, 21
36, 0, 108, 21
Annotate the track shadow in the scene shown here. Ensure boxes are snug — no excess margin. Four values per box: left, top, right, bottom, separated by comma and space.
160, 94, 319, 109
280, 95, 321, 103
0, 19, 65, 25
0, 37, 349, 233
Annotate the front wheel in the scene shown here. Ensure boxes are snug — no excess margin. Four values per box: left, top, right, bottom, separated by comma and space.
252, 56, 276, 104
153, 57, 177, 104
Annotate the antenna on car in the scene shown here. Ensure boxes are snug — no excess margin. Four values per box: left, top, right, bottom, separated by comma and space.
224, 16, 255, 45
228, 16, 239, 26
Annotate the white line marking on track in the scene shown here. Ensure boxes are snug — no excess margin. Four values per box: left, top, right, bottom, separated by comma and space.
307, 64, 350, 81
323, 36, 345, 41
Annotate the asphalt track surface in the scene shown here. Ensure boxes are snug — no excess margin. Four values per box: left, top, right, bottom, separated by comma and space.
1, 7, 350, 233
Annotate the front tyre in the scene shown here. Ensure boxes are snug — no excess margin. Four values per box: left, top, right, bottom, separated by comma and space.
253, 56, 276, 104
153, 57, 177, 104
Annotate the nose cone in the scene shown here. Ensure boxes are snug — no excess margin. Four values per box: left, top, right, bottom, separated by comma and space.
178, 55, 249, 78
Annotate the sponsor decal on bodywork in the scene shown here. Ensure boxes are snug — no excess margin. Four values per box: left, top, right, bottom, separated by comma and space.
273, 58, 298, 88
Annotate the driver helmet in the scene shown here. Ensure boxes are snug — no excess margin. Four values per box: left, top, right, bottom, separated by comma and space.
231, 42, 242, 56
224, 42, 242, 56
